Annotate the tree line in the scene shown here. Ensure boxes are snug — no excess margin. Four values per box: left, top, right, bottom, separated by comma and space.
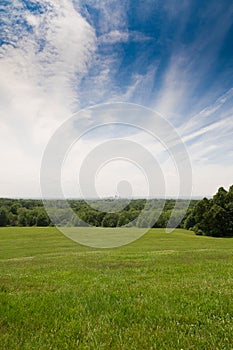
0, 185, 232, 237
0, 198, 195, 229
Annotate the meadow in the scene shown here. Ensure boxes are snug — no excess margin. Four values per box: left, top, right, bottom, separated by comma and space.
0, 227, 233, 349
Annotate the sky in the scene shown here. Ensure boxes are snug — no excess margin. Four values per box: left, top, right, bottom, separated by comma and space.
0, 0, 233, 198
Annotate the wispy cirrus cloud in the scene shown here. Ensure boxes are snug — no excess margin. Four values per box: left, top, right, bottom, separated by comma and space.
178, 89, 233, 195
180, 88, 233, 135
180, 88, 233, 162
99, 30, 152, 44
153, 0, 233, 118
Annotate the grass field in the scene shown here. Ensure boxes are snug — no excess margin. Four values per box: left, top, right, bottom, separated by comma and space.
0, 227, 233, 349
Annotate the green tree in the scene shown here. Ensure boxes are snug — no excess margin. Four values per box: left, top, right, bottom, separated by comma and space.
205, 204, 229, 237
102, 213, 119, 227
156, 210, 171, 228
213, 187, 227, 208
36, 210, 50, 226
10, 203, 20, 215
7, 212, 18, 226
186, 186, 233, 237
183, 210, 196, 230
117, 213, 130, 227
0, 207, 8, 226
18, 208, 28, 226
26, 210, 37, 226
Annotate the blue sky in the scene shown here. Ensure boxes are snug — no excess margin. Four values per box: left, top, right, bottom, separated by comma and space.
0, 0, 233, 198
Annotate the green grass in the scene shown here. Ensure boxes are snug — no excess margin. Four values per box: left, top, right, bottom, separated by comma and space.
0, 227, 233, 349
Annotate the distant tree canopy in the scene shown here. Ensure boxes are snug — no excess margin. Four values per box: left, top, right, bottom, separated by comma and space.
0, 186, 232, 236
183, 186, 233, 237
0, 199, 49, 227
0, 197, 195, 229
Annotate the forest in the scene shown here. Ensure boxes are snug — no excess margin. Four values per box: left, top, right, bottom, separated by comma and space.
0, 185, 232, 237
183, 186, 233, 237
0, 197, 194, 229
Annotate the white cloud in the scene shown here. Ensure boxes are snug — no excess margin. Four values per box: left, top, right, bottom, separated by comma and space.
177, 88, 233, 172
57, 105, 186, 199
154, 0, 233, 120
99, 30, 152, 44
182, 114, 233, 144
192, 163, 233, 197
0, 0, 96, 197
154, 53, 192, 117
99, 30, 129, 44
180, 88, 233, 136
79, 0, 129, 34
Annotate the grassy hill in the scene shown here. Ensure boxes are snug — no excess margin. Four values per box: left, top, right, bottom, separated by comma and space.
1, 227, 233, 349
